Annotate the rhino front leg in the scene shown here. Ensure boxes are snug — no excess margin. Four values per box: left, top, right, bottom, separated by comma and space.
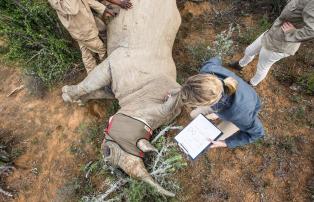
62, 59, 112, 102
79, 86, 115, 104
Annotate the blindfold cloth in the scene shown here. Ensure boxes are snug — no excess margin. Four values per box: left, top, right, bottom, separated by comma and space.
104, 113, 153, 158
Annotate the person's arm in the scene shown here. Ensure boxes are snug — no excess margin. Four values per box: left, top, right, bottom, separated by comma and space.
190, 106, 214, 119
283, 1, 314, 42
48, 0, 80, 15
86, 0, 107, 16
200, 57, 238, 79
224, 116, 264, 148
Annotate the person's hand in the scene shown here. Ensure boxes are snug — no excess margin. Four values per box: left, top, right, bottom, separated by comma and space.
118, 0, 132, 9
108, 0, 132, 9
205, 113, 219, 121
281, 22, 296, 33
208, 139, 227, 148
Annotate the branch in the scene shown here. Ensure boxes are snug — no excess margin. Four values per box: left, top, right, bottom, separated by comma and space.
151, 125, 183, 143
0, 187, 13, 197
95, 178, 128, 201
7, 85, 24, 97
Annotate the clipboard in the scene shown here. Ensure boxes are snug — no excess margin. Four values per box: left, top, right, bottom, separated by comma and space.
175, 114, 223, 160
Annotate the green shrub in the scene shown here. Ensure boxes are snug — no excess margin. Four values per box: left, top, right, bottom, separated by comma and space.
306, 73, 314, 93
299, 73, 314, 94
269, 0, 287, 16
0, 0, 80, 86
207, 25, 234, 59
187, 42, 212, 66
187, 25, 235, 67
238, 16, 271, 45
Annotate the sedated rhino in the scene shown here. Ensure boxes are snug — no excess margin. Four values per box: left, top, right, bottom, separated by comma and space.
62, 0, 182, 197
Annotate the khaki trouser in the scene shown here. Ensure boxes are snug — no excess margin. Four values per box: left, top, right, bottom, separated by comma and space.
216, 121, 239, 141
207, 114, 240, 141
78, 36, 106, 73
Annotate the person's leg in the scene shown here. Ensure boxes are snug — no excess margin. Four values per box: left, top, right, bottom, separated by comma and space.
83, 36, 107, 62
94, 16, 107, 42
250, 47, 289, 86
238, 33, 264, 67
78, 42, 97, 73
216, 121, 239, 140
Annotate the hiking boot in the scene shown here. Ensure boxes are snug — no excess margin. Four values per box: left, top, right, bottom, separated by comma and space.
246, 80, 256, 88
228, 61, 244, 71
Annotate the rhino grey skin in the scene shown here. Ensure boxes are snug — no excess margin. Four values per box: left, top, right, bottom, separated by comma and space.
62, 0, 182, 197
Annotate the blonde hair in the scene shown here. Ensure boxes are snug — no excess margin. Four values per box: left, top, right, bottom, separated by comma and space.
180, 74, 238, 109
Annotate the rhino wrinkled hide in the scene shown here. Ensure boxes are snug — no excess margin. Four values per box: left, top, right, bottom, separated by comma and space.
62, 0, 182, 196
102, 140, 175, 197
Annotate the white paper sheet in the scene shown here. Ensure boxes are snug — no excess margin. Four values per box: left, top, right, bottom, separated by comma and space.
175, 114, 222, 159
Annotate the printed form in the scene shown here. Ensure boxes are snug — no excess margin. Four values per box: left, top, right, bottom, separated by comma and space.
175, 114, 222, 159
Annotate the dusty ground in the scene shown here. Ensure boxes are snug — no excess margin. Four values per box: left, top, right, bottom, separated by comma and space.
0, 1, 313, 202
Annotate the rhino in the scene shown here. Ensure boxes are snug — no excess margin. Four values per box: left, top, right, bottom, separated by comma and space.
61, 0, 182, 197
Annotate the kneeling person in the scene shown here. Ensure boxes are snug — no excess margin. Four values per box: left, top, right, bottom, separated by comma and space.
180, 57, 265, 148
48, 0, 132, 73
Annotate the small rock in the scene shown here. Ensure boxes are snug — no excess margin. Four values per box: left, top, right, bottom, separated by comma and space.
289, 84, 301, 92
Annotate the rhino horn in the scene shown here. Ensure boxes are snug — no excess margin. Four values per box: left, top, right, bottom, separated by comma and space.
102, 140, 175, 197
137, 139, 158, 153
118, 151, 175, 197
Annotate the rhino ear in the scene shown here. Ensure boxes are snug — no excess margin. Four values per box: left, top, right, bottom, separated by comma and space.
101, 140, 122, 166
168, 87, 181, 96
137, 139, 158, 153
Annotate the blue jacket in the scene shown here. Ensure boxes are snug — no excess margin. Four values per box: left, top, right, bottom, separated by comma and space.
200, 57, 265, 148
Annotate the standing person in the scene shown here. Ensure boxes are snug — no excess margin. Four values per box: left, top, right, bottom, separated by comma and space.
229, 0, 314, 86
48, 0, 132, 73
179, 57, 264, 149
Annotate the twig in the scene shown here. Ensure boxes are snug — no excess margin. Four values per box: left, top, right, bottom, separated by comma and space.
84, 161, 94, 179
152, 146, 166, 171
151, 164, 172, 176
26, 48, 45, 64
0, 165, 15, 175
96, 178, 128, 201
151, 125, 183, 143
0, 187, 13, 197
103, 195, 124, 202
7, 85, 24, 97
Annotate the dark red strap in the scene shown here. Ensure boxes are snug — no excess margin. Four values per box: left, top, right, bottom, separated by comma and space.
104, 116, 114, 135
139, 151, 144, 158
144, 126, 153, 140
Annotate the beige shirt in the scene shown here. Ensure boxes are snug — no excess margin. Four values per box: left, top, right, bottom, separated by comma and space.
48, 0, 106, 41
262, 0, 314, 55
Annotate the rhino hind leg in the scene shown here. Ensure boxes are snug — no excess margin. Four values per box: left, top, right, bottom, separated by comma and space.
101, 140, 175, 197
62, 59, 112, 103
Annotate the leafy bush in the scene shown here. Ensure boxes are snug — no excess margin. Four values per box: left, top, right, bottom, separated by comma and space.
0, 0, 80, 86
238, 16, 271, 45
207, 24, 234, 59
299, 73, 314, 95
268, 0, 287, 17
187, 42, 212, 66
187, 25, 235, 66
